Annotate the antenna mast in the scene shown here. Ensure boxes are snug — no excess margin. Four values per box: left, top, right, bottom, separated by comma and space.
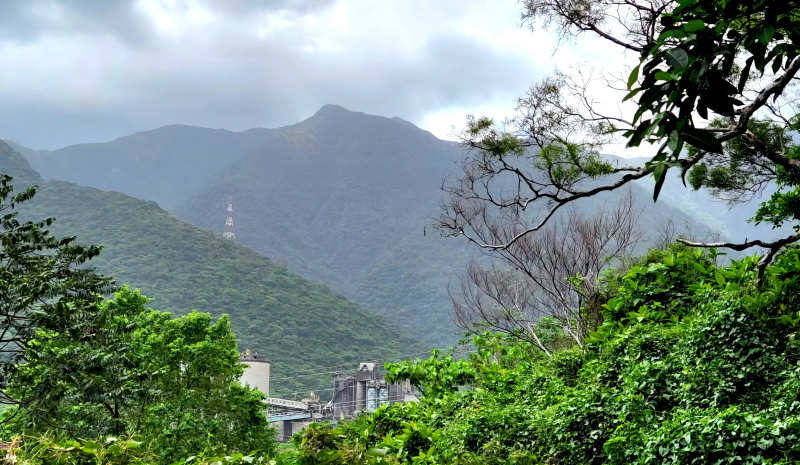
223, 196, 235, 240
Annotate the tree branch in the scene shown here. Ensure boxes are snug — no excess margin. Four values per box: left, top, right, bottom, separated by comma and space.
678, 232, 800, 277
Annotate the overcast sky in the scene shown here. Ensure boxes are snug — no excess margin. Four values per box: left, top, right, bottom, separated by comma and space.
0, 0, 629, 150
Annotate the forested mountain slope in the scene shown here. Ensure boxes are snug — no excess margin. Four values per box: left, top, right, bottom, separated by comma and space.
171, 106, 710, 346
0, 140, 425, 396
7, 105, 726, 348
173, 105, 471, 346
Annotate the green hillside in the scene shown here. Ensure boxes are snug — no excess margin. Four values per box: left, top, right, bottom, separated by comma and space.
0, 140, 425, 397
8, 106, 721, 348
171, 106, 712, 346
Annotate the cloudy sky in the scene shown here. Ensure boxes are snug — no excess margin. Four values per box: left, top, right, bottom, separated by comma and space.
0, 0, 629, 149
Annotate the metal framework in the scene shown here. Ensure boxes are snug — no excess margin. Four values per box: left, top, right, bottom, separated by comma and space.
223, 196, 235, 240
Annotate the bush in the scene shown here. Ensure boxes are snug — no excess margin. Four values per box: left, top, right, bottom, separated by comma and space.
288, 247, 800, 464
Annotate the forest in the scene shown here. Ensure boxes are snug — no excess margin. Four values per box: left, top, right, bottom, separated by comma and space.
4, 0, 800, 463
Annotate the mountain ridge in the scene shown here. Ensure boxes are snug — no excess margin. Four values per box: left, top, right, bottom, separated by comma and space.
0, 139, 426, 395
8, 105, 773, 346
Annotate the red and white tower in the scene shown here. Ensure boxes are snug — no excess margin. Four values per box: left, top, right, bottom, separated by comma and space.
223, 197, 235, 240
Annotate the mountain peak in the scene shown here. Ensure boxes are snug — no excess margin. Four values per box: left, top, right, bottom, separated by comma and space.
311, 104, 358, 118
306, 105, 437, 140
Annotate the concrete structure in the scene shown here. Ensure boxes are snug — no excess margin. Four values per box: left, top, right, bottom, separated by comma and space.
239, 355, 418, 441
239, 350, 270, 397
325, 362, 416, 419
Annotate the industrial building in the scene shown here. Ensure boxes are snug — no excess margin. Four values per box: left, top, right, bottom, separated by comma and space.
238, 352, 417, 441
239, 350, 269, 396
326, 362, 416, 419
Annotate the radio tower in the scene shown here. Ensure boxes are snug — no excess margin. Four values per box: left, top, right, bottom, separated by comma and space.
223, 197, 235, 240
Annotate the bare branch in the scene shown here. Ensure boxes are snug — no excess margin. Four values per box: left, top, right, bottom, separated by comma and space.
678, 232, 800, 276
452, 190, 643, 352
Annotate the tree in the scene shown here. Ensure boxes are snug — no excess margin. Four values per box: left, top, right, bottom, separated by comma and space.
5, 287, 150, 436
3, 287, 277, 462
439, 0, 800, 277
135, 308, 276, 462
0, 174, 114, 410
451, 191, 642, 353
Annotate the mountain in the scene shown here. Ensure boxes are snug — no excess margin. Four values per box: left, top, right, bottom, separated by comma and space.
619, 156, 797, 247
0, 140, 426, 397
13, 125, 275, 210
172, 105, 473, 346
8, 105, 743, 347
0, 140, 40, 187
168, 106, 713, 346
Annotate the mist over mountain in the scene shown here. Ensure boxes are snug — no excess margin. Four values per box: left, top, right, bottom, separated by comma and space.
7, 105, 775, 347
12, 125, 275, 210
616, 156, 797, 247
0, 140, 425, 395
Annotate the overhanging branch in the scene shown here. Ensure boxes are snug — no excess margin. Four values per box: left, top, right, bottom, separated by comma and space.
678, 232, 800, 277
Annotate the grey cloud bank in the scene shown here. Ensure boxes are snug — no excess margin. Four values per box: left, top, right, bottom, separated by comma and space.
0, 0, 542, 149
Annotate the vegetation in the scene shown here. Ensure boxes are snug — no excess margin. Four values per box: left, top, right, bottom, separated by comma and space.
0, 437, 283, 465
24, 179, 426, 396
2, 287, 278, 463
0, 141, 427, 396
8, 106, 708, 349
287, 245, 800, 464
0, 162, 277, 462
0, 170, 114, 408
6, 0, 800, 463
446, 0, 800, 263
281, 1, 800, 463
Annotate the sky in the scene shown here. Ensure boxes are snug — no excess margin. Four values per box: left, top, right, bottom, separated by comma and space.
0, 0, 631, 150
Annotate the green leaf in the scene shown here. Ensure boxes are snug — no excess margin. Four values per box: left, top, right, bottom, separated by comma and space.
684, 19, 705, 32
623, 88, 641, 102
626, 119, 652, 147
666, 48, 689, 69
628, 65, 640, 89
126, 440, 142, 449
654, 71, 673, 81
667, 130, 681, 152
657, 29, 686, 41
715, 271, 726, 286
683, 127, 723, 153
652, 163, 668, 202
758, 26, 775, 45
772, 54, 784, 74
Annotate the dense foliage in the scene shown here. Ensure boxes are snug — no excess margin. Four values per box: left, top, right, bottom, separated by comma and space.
289, 245, 800, 464
0, 436, 285, 465
0, 168, 114, 407
2, 287, 278, 463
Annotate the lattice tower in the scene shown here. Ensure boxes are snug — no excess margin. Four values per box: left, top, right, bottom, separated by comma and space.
223, 197, 235, 240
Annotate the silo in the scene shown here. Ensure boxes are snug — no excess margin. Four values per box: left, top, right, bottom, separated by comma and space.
239, 351, 270, 397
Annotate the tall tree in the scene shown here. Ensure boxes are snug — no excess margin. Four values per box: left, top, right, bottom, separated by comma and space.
3, 287, 277, 462
0, 174, 114, 410
440, 0, 800, 276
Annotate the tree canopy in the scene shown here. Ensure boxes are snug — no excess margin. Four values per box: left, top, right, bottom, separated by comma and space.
0, 174, 114, 408
2, 287, 277, 463
441, 0, 800, 275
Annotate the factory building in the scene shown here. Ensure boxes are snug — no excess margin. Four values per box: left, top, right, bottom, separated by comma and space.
238, 352, 417, 441
325, 362, 416, 419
